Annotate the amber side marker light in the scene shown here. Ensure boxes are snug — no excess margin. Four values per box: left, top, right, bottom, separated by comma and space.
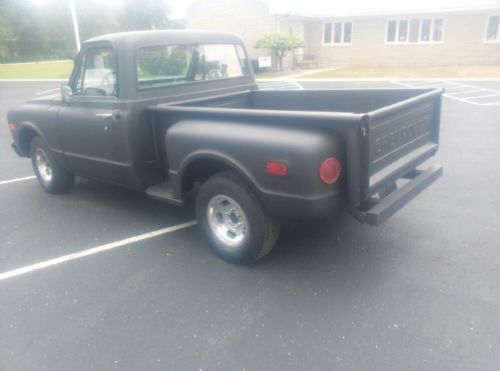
8, 123, 16, 132
319, 157, 341, 184
266, 161, 288, 176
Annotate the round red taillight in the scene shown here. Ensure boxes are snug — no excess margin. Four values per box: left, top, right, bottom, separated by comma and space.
319, 157, 341, 184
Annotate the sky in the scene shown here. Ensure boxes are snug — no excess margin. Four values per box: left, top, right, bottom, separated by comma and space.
168, 0, 500, 18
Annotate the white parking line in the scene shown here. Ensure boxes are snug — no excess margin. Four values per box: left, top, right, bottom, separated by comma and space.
292, 80, 304, 89
257, 80, 304, 90
391, 80, 500, 106
0, 176, 36, 185
35, 87, 59, 95
0, 220, 197, 281
447, 89, 484, 96
463, 93, 500, 100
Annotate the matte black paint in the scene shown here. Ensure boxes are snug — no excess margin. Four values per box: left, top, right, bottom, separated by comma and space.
7, 30, 443, 223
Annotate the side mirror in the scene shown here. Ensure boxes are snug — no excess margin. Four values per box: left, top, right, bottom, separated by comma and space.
60, 84, 73, 103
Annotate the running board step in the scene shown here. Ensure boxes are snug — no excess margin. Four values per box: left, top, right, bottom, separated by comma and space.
145, 182, 183, 206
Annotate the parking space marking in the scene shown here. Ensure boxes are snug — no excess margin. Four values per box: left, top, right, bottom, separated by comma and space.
257, 80, 304, 90
0, 220, 197, 281
0, 175, 36, 185
391, 80, 500, 106
448, 89, 484, 96
463, 93, 500, 100
35, 87, 59, 95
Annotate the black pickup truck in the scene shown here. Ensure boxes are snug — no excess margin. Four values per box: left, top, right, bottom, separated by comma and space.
7, 30, 443, 264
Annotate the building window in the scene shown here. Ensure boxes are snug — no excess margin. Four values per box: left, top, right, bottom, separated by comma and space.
386, 18, 444, 44
486, 15, 500, 42
323, 22, 353, 44
323, 23, 332, 43
387, 20, 397, 42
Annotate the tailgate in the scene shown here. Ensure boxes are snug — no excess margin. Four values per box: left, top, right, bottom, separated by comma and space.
353, 88, 443, 224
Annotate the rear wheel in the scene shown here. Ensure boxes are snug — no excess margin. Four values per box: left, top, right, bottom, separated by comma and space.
195, 172, 280, 264
30, 137, 74, 194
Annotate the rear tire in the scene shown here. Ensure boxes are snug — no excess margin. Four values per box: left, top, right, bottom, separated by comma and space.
195, 172, 280, 264
30, 136, 74, 194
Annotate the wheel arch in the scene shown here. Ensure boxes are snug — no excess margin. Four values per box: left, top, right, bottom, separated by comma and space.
178, 152, 262, 197
17, 123, 44, 157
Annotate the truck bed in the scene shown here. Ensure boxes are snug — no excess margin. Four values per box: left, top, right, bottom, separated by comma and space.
148, 88, 443, 224
175, 88, 435, 114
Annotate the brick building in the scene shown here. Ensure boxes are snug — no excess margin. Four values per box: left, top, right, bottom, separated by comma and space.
186, 0, 500, 70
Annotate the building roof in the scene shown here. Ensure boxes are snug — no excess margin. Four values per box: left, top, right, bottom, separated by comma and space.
267, 0, 500, 17
176, 0, 500, 19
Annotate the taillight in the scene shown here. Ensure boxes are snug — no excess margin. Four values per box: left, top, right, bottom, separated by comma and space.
266, 161, 288, 176
8, 123, 16, 132
319, 157, 341, 184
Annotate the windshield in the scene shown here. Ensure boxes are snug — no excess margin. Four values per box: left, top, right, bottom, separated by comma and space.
136, 43, 250, 89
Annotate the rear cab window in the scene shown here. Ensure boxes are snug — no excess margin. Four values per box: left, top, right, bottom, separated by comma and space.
136, 44, 250, 89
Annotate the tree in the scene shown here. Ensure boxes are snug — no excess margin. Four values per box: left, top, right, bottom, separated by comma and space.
0, 15, 14, 58
254, 34, 304, 72
119, 0, 172, 31
10, 1, 46, 60
0, 0, 177, 62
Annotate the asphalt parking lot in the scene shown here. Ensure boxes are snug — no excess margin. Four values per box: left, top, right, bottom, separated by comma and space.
1, 79, 500, 370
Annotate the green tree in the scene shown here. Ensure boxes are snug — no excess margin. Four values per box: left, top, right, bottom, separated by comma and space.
77, 0, 120, 42
1, 0, 47, 61
119, 0, 172, 31
0, 0, 177, 62
255, 34, 304, 72
0, 15, 14, 58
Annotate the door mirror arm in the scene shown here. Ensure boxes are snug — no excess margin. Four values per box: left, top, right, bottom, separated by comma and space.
60, 84, 73, 104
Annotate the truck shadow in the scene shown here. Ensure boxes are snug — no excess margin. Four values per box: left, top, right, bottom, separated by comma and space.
70, 178, 392, 292
69, 177, 195, 220
253, 214, 396, 291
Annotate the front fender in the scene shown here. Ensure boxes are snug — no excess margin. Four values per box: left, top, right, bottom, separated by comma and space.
15, 121, 45, 156
8, 103, 61, 157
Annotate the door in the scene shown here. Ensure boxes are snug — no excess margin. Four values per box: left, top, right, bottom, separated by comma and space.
58, 45, 123, 182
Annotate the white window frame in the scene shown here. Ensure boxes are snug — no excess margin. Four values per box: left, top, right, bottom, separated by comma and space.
322, 21, 353, 46
484, 15, 500, 43
385, 17, 445, 45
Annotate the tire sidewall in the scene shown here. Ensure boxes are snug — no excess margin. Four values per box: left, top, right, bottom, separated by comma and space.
30, 136, 74, 194
30, 137, 54, 191
196, 174, 268, 264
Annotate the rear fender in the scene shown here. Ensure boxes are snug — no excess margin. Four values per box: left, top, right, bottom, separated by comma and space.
173, 150, 261, 199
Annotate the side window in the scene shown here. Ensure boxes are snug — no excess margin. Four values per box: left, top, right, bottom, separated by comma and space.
77, 48, 117, 97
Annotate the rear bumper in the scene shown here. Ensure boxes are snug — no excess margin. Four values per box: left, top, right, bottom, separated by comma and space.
260, 164, 442, 222
354, 165, 443, 225
260, 190, 344, 220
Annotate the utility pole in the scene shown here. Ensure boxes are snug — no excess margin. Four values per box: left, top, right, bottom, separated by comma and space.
69, 0, 81, 51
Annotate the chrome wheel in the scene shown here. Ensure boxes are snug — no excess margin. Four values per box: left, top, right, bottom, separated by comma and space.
207, 195, 248, 247
35, 148, 52, 183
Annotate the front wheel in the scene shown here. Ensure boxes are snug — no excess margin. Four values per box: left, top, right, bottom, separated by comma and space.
195, 172, 280, 264
30, 137, 74, 194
